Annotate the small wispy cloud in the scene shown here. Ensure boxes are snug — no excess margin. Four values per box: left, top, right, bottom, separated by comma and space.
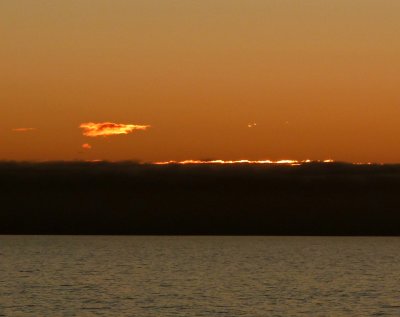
82, 143, 92, 150
80, 122, 151, 137
247, 123, 257, 128
12, 128, 36, 132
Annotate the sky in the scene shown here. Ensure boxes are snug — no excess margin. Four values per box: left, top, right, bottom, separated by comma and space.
1, 0, 400, 163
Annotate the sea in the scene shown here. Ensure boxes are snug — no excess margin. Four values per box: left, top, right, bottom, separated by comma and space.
1, 236, 399, 316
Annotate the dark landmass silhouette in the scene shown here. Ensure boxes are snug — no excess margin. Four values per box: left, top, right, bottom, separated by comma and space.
1, 161, 400, 235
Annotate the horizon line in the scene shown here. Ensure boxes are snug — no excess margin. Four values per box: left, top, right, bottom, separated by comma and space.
0, 159, 392, 166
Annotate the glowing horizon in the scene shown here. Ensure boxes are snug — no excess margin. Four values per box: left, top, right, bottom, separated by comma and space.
153, 159, 341, 166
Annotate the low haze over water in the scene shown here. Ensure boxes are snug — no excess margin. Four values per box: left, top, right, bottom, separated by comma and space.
1, 236, 399, 316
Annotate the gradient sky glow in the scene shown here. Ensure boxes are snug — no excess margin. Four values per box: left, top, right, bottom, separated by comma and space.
1, 0, 400, 162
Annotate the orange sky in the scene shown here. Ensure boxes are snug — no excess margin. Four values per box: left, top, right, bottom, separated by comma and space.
1, 0, 400, 162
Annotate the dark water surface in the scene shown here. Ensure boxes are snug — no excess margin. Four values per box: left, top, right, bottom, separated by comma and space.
1, 236, 399, 316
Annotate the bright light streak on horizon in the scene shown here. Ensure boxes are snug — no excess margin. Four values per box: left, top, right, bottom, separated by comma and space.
78, 159, 377, 165
152, 159, 333, 166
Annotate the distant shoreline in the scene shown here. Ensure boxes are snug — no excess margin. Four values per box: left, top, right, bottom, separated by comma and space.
1, 162, 400, 235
